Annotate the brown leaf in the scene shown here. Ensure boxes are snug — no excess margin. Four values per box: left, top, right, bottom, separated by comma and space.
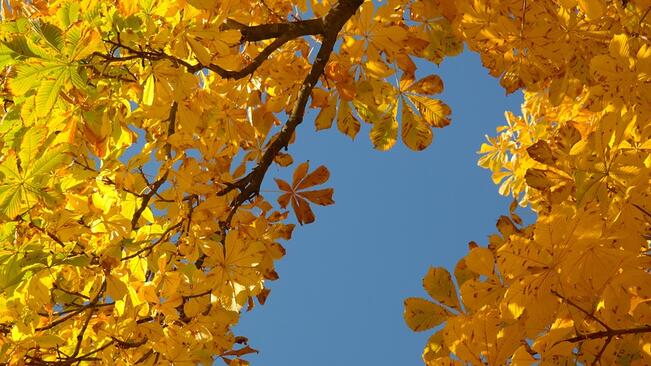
221, 346, 259, 357
274, 152, 293, 167
256, 288, 271, 305
277, 193, 291, 209
526, 140, 555, 165
274, 178, 291, 192
525, 169, 554, 191
292, 161, 310, 188
296, 165, 330, 190
299, 188, 335, 206
496, 215, 519, 237
292, 196, 315, 225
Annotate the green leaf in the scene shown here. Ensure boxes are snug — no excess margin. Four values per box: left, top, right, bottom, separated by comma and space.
0, 37, 39, 67
9, 63, 63, 95
33, 21, 64, 51
57, 2, 80, 28
68, 66, 87, 91
35, 68, 67, 117
25, 144, 70, 180
18, 126, 48, 170
0, 186, 25, 219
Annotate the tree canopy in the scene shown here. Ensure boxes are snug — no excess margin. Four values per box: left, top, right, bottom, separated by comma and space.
0, 0, 649, 365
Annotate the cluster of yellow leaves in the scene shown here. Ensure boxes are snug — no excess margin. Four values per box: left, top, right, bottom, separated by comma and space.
406, 0, 651, 365
311, 0, 458, 151
0, 0, 463, 364
0, 1, 300, 364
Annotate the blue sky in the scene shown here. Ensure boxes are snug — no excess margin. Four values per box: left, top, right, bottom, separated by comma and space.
233, 49, 532, 365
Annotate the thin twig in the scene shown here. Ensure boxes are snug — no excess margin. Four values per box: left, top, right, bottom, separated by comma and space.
551, 290, 611, 331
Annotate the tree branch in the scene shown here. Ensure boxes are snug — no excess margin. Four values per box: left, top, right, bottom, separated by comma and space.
551, 290, 611, 331
217, 0, 364, 211
121, 220, 184, 260
232, 18, 326, 42
130, 102, 177, 230
560, 325, 651, 344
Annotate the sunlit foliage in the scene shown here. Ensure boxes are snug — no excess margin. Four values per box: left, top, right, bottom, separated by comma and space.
0, 0, 459, 364
404, 1, 651, 365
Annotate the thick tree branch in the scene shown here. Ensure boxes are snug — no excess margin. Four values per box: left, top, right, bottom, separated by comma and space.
217, 0, 363, 211
228, 18, 326, 42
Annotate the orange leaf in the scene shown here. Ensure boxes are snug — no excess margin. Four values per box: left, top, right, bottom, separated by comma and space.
291, 196, 315, 225
292, 161, 310, 188
298, 188, 335, 206
274, 178, 292, 192
296, 165, 330, 190
408, 74, 444, 95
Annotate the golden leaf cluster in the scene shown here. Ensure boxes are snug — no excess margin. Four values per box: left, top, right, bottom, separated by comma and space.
0, 0, 460, 364
405, 1, 651, 365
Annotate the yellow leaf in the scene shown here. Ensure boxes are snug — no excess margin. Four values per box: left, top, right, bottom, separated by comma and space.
465, 247, 494, 276
401, 101, 433, 151
408, 95, 451, 128
315, 99, 336, 130
578, 0, 606, 19
403, 297, 449, 331
35, 70, 66, 117
32, 334, 65, 348
365, 60, 394, 79
142, 74, 155, 106
106, 274, 128, 301
459, 278, 503, 311
408, 74, 444, 95
187, 36, 212, 65
422, 267, 460, 311
370, 114, 398, 151
186, 0, 219, 10
526, 140, 555, 165
337, 101, 360, 139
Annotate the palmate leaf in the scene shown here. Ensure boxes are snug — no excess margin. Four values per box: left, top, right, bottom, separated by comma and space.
0, 152, 26, 219
275, 162, 334, 225
25, 143, 70, 181
0, 144, 69, 218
